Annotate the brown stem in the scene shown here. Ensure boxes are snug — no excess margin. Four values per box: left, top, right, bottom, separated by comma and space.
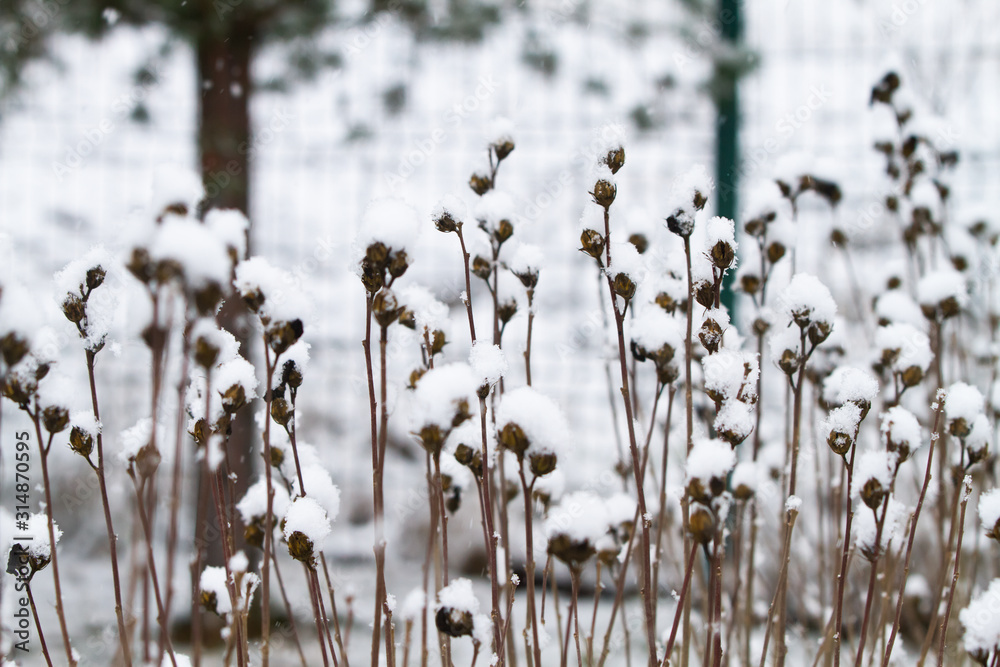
882, 395, 944, 666
604, 205, 656, 666
270, 541, 310, 667
832, 447, 857, 667
518, 466, 543, 667
25, 582, 54, 667
525, 289, 534, 386
682, 234, 695, 667
457, 226, 478, 342
757, 509, 799, 667
936, 477, 971, 666
661, 540, 702, 666
32, 414, 77, 667
130, 475, 178, 667
85, 349, 132, 666
854, 499, 890, 667
597, 508, 640, 667
260, 344, 279, 667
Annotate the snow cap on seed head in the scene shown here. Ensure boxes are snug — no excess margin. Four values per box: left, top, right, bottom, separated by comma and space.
496, 386, 569, 478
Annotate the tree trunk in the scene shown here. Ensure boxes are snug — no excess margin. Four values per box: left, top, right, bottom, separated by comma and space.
195, 17, 256, 572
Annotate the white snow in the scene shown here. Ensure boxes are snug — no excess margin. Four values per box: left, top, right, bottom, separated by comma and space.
233, 256, 310, 325
496, 386, 570, 459
945, 382, 985, 426
204, 208, 249, 259
875, 324, 932, 375
960, 578, 1000, 657
702, 348, 758, 402
436, 578, 479, 614
631, 306, 683, 358
874, 290, 926, 330
823, 367, 880, 408
853, 497, 907, 556
686, 439, 736, 486
668, 164, 713, 212
291, 466, 341, 524
149, 215, 232, 289
469, 341, 508, 389
851, 450, 894, 501
355, 197, 421, 252
917, 270, 967, 311
705, 216, 738, 253
412, 363, 477, 431
779, 274, 837, 327
714, 400, 754, 444
200, 566, 232, 616
283, 496, 332, 549
475, 190, 518, 235
236, 478, 291, 525
731, 462, 759, 495
880, 407, 922, 455
508, 243, 544, 281
979, 489, 1000, 535
543, 491, 610, 545
150, 163, 203, 216
399, 284, 449, 333
401, 588, 426, 622
593, 122, 627, 159
118, 417, 153, 466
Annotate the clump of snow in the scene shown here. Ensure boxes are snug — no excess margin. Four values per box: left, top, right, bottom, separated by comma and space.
875, 290, 926, 329
399, 285, 448, 334
200, 566, 232, 615
631, 307, 683, 358
579, 202, 606, 234
69, 410, 101, 440
714, 401, 754, 445
851, 450, 895, 501
469, 342, 507, 389
401, 588, 426, 622
151, 164, 203, 216
544, 491, 610, 546
236, 479, 291, 525
191, 319, 241, 365
233, 256, 310, 326
412, 363, 477, 431
731, 462, 759, 497
686, 439, 736, 487
436, 578, 479, 614
283, 496, 332, 548
979, 489, 1000, 536
356, 197, 421, 252
118, 418, 153, 466
472, 614, 492, 646
778, 274, 837, 328
476, 191, 518, 235
204, 208, 249, 259
823, 367, 880, 409
488, 116, 515, 148
291, 466, 341, 524
608, 242, 645, 283
822, 403, 862, 444
785, 496, 803, 512
496, 386, 570, 459
875, 324, 932, 375
917, 270, 967, 313
669, 164, 713, 212
854, 498, 907, 558
431, 195, 468, 228
960, 578, 1000, 657
275, 340, 311, 389
508, 244, 544, 283
593, 122, 627, 158
881, 407, 922, 457
945, 382, 985, 426
702, 348, 758, 403
19, 513, 61, 563
149, 216, 232, 289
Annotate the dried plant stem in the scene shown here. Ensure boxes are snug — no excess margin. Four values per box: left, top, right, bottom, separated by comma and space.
457, 226, 478, 342
832, 446, 857, 667
774, 330, 807, 667
161, 323, 192, 665
130, 474, 178, 667
518, 466, 543, 667
882, 398, 943, 666
260, 344, 280, 667
84, 348, 132, 666
652, 386, 676, 607
363, 294, 389, 667
757, 508, 799, 667
853, 499, 890, 667
25, 583, 53, 667
681, 234, 696, 667
525, 288, 535, 386
597, 508, 639, 667
662, 540, 702, 667
305, 565, 333, 667
935, 478, 970, 666
478, 396, 505, 661
31, 412, 77, 667
603, 206, 656, 666
270, 541, 310, 667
